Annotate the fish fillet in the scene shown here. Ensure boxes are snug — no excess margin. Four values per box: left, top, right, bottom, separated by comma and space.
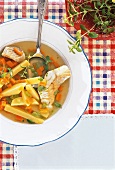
38, 65, 71, 108
2, 46, 25, 63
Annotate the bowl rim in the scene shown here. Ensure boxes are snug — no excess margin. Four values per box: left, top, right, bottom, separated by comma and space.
0, 18, 92, 146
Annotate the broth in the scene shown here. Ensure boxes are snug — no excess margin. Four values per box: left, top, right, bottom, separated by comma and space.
0, 41, 70, 124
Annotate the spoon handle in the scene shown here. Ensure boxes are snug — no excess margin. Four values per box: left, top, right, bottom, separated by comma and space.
37, 0, 47, 51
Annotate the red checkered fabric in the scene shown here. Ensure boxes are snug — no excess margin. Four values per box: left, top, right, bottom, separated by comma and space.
0, 0, 115, 169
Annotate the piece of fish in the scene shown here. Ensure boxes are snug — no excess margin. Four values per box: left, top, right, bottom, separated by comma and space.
38, 65, 71, 109
2, 46, 25, 63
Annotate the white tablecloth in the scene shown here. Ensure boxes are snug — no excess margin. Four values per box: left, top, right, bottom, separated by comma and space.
15, 115, 115, 169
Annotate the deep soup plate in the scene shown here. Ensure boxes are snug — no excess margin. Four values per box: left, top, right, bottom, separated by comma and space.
0, 19, 92, 146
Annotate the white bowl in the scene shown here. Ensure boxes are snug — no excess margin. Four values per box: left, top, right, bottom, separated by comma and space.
0, 19, 92, 146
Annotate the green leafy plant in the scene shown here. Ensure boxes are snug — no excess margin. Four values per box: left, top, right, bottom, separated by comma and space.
64, 0, 115, 53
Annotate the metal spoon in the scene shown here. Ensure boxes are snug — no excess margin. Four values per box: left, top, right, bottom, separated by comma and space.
28, 0, 48, 78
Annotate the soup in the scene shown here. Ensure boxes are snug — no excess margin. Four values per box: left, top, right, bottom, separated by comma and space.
0, 41, 70, 124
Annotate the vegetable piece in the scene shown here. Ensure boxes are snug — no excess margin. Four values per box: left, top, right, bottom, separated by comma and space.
0, 101, 7, 110
0, 83, 26, 97
0, 58, 5, 65
11, 97, 39, 106
15, 79, 26, 84
0, 105, 4, 110
4, 104, 44, 124
37, 70, 42, 76
10, 78, 16, 85
14, 74, 21, 80
32, 105, 49, 118
0, 67, 7, 72
58, 85, 63, 91
37, 66, 44, 76
7, 83, 12, 88
13, 47, 23, 56
6, 61, 15, 68
45, 56, 52, 65
38, 77, 43, 81
27, 119, 34, 124
11, 60, 30, 77
39, 66, 44, 72
15, 115, 24, 122
55, 93, 61, 101
38, 85, 46, 92
54, 101, 62, 108
26, 84, 39, 101
25, 106, 33, 113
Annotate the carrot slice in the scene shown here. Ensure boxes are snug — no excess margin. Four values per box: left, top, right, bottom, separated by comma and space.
0, 67, 3, 71
0, 58, 5, 65
15, 115, 24, 122
37, 69, 42, 76
14, 74, 21, 80
0, 67, 7, 72
58, 85, 63, 91
0, 101, 6, 110
6, 60, 18, 68
13, 47, 23, 56
37, 66, 45, 76
0, 88, 2, 93
7, 83, 12, 88
25, 106, 33, 113
1, 101, 6, 107
0, 105, 4, 110
15, 79, 26, 84
6, 61, 14, 68
10, 78, 16, 85
56, 93, 62, 101
39, 66, 44, 72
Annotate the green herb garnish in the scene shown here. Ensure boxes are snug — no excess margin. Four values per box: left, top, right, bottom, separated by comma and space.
32, 111, 44, 119
44, 63, 49, 71
6, 97, 12, 104
45, 56, 52, 65
38, 77, 43, 81
7, 68, 13, 77
64, 0, 115, 53
21, 68, 28, 78
54, 101, 62, 108
10, 94, 20, 100
27, 119, 35, 124
0, 72, 7, 78
42, 103, 47, 108
54, 90, 59, 96
38, 85, 46, 92
32, 111, 41, 117
0, 67, 13, 78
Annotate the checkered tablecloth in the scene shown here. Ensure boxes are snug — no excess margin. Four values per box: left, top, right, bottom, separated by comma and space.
0, 0, 115, 169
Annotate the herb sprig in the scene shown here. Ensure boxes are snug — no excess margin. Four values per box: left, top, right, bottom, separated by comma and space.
64, 0, 115, 53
